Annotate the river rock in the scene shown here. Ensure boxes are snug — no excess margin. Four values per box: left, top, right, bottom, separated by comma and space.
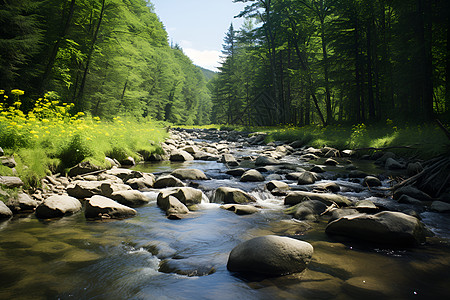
227, 235, 314, 275
220, 154, 239, 166
125, 174, 155, 190
110, 190, 150, 207
158, 195, 189, 215
397, 195, 423, 206
431, 201, 450, 213
181, 145, 199, 155
326, 211, 427, 246
354, 200, 378, 213
266, 180, 290, 192
221, 204, 259, 215
285, 200, 327, 221
393, 186, 432, 202
375, 152, 396, 165
1, 156, 16, 168
285, 191, 352, 207
385, 158, 404, 170
170, 150, 194, 162
324, 158, 338, 166
240, 169, 264, 182
153, 175, 185, 188
213, 187, 256, 204
329, 208, 360, 223
171, 168, 208, 180
105, 168, 134, 180
363, 176, 382, 187
6, 193, 39, 213
100, 182, 132, 196
120, 156, 136, 166
67, 180, 130, 199
35, 195, 82, 219
296, 171, 319, 185
157, 187, 204, 207
0, 200, 13, 219
226, 168, 246, 176
68, 161, 102, 177
255, 156, 279, 166
266, 174, 283, 181
0, 176, 24, 188
315, 182, 341, 193
310, 165, 325, 173
85, 195, 137, 219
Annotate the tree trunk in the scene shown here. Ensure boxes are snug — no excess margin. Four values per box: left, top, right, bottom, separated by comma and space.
366, 17, 376, 121
446, 9, 450, 113
320, 17, 333, 124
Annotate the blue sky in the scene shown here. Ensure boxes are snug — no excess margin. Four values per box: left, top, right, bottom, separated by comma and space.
150, 0, 247, 71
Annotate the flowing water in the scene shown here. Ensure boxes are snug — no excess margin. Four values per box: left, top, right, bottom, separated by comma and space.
1, 146, 450, 299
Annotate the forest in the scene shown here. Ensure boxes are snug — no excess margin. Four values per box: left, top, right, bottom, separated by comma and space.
212, 0, 450, 126
0, 0, 211, 125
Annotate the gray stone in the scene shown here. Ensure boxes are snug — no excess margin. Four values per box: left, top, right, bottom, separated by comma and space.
266, 180, 290, 192
170, 150, 194, 162
225, 168, 246, 176
0, 146, 4, 156
285, 200, 327, 221
125, 174, 155, 190
68, 161, 102, 177
329, 208, 360, 223
326, 211, 427, 246
310, 165, 325, 173
227, 235, 314, 275
213, 187, 256, 204
157, 195, 189, 215
285, 191, 352, 207
363, 176, 382, 187
297, 171, 319, 185
431, 201, 450, 213
157, 187, 204, 207
1, 156, 16, 168
67, 180, 131, 199
100, 182, 132, 197
110, 190, 150, 207
266, 174, 283, 181
240, 169, 264, 182
35, 195, 82, 219
85, 195, 137, 219
171, 168, 208, 180
105, 157, 120, 168
220, 154, 239, 166
105, 168, 134, 180
354, 200, 378, 212
385, 157, 404, 170
0, 200, 13, 219
397, 195, 423, 206
6, 193, 39, 213
255, 156, 279, 166
221, 204, 259, 215
120, 156, 136, 166
181, 145, 199, 155
153, 175, 185, 188
0, 176, 24, 188
324, 158, 338, 166
393, 186, 432, 202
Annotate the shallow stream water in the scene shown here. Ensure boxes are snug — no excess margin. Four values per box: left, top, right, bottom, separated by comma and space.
1, 144, 449, 299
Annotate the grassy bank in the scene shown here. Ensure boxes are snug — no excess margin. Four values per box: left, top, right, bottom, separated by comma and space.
0, 90, 167, 188
181, 122, 449, 159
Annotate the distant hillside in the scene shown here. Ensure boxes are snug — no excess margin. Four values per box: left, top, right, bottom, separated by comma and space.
197, 66, 217, 81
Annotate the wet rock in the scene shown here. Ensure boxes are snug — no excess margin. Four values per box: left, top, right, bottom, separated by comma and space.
326, 211, 427, 246
221, 204, 259, 215
158, 195, 189, 215
0, 176, 24, 188
266, 174, 283, 181
255, 156, 279, 166
1, 156, 16, 168
100, 182, 132, 197
393, 186, 432, 202
6, 193, 39, 213
35, 195, 82, 219
385, 157, 404, 170
170, 150, 194, 162
157, 187, 204, 207
153, 175, 185, 188
220, 154, 239, 166
314, 182, 340, 193
227, 235, 314, 275
240, 169, 264, 182
375, 152, 396, 165
226, 168, 246, 176
159, 258, 216, 277
297, 171, 319, 185
171, 168, 208, 180
105, 168, 134, 180
266, 180, 290, 192
310, 165, 325, 173
407, 162, 423, 176
181, 145, 199, 155
397, 195, 423, 206
105, 157, 120, 168
329, 208, 360, 223
110, 190, 151, 207
324, 158, 338, 166
120, 156, 136, 166
342, 150, 355, 157
348, 170, 369, 178
363, 176, 382, 187
285, 200, 327, 221
85, 195, 137, 219
125, 174, 155, 190
431, 201, 450, 213
213, 187, 256, 204
0, 200, 13, 219
354, 200, 378, 213
285, 191, 352, 207
68, 161, 102, 177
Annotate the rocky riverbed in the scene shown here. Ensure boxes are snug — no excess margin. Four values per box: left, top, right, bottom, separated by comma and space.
1, 128, 449, 299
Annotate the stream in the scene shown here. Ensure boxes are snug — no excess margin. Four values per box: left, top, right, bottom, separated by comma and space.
1, 129, 449, 299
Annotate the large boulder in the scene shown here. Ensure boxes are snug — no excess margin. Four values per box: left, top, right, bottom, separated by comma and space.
157, 187, 204, 207
297, 171, 319, 185
171, 169, 208, 180
220, 154, 239, 166
157, 195, 189, 215
285, 191, 352, 207
385, 158, 404, 170
66, 181, 104, 198
125, 173, 155, 190
0, 201, 13, 219
35, 195, 82, 219
393, 186, 432, 202
266, 180, 290, 192
170, 150, 194, 162
85, 195, 137, 219
1, 156, 16, 168
105, 168, 134, 180
0, 176, 24, 188
227, 235, 314, 275
255, 156, 279, 166
153, 175, 185, 188
213, 187, 256, 204
226, 168, 246, 177
326, 211, 427, 246
110, 190, 151, 207
6, 193, 39, 213
240, 169, 264, 182
284, 200, 328, 221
